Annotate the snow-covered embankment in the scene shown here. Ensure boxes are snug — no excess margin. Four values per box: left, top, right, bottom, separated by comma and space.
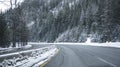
0, 45, 58, 67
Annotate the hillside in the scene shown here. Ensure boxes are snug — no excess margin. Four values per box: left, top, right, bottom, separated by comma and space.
5, 0, 120, 43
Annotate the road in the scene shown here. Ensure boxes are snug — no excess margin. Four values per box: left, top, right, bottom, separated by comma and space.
44, 45, 120, 67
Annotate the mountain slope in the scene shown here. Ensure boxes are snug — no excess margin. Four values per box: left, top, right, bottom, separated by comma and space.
6, 0, 120, 42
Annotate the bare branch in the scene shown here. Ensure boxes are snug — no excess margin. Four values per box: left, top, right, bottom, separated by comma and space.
15, 0, 17, 6
10, 0, 13, 8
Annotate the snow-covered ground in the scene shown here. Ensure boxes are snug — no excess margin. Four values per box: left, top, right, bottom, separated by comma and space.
53, 38, 120, 48
0, 44, 32, 51
51, 42, 120, 48
83, 38, 120, 48
0, 45, 58, 67
29, 41, 120, 48
0, 44, 32, 55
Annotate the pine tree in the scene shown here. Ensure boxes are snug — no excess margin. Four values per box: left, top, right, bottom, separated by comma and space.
15, 5, 29, 46
0, 13, 9, 48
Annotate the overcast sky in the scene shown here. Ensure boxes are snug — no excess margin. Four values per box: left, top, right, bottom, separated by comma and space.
0, 0, 24, 12
0, 0, 10, 12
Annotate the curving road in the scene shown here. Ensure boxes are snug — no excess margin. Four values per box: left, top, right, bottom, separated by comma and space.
44, 45, 120, 67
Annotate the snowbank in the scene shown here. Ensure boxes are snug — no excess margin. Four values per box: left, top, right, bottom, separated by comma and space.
48, 42, 120, 48
0, 45, 58, 67
0, 44, 32, 54
85, 42, 120, 48
23, 44, 32, 49
28, 42, 55, 45
29, 42, 120, 48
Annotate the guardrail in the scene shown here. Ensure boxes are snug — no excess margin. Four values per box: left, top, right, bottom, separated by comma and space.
0, 45, 57, 67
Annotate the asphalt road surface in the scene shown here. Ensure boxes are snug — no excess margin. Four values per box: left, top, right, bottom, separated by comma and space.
45, 45, 120, 67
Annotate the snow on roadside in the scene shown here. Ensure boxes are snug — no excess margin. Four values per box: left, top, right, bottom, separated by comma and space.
0, 48, 9, 51
84, 38, 120, 48
52, 38, 120, 48
29, 42, 120, 48
49, 42, 120, 48
86, 42, 120, 48
0, 44, 32, 54
0, 45, 54, 58
28, 42, 55, 45
23, 44, 32, 49
18, 47, 57, 67
0, 45, 58, 67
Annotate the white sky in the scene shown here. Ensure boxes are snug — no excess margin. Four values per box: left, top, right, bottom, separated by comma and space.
0, 0, 10, 12
0, 0, 24, 12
